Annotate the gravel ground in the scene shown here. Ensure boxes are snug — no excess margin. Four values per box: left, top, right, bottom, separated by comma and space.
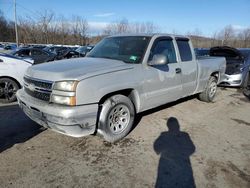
0, 88, 250, 188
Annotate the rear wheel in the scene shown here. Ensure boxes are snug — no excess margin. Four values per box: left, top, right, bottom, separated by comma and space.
199, 76, 218, 102
97, 94, 135, 143
0, 78, 19, 103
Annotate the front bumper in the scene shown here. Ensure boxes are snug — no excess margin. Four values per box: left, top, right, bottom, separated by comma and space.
219, 72, 247, 87
16, 89, 98, 137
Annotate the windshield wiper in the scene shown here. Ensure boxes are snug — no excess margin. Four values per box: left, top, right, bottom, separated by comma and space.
99, 56, 114, 60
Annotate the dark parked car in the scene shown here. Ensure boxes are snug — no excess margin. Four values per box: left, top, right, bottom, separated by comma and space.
75, 45, 94, 56
32, 45, 47, 49
12, 48, 56, 64
209, 46, 250, 87
4, 44, 17, 51
43, 46, 69, 59
70, 46, 79, 51
0, 43, 4, 49
62, 49, 85, 59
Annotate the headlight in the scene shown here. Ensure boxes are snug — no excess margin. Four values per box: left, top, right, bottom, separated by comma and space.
53, 81, 78, 91
51, 95, 76, 106
51, 80, 78, 106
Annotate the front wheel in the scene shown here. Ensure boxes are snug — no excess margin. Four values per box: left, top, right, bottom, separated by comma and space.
198, 76, 218, 102
97, 95, 135, 143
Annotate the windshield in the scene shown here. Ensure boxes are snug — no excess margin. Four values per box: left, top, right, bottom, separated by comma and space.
76, 46, 87, 53
87, 36, 151, 64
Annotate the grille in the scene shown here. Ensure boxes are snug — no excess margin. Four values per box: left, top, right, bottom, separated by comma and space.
24, 76, 53, 90
25, 88, 51, 101
24, 76, 53, 102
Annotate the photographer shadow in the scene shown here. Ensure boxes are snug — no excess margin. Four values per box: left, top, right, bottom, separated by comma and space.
154, 117, 196, 188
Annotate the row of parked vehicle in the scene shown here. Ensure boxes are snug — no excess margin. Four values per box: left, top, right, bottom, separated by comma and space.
11, 45, 94, 64
0, 40, 249, 104
0, 43, 17, 51
0, 43, 94, 63
0, 44, 94, 103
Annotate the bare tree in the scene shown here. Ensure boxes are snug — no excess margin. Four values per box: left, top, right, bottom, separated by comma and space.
78, 17, 88, 45
104, 19, 158, 35
238, 28, 250, 48
38, 10, 54, 44
58, 15, 69, 44
219, 25, 235, 45
187, 28, 203, 47
0, 10, 15, 42
130, 21, 157, 34
210, 31, 219, 47
116, 18, 129, 34
2, 9, 250, 48
104, 18, 129, 35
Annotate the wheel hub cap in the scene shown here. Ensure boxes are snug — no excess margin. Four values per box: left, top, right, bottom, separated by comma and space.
0, 81, 16, 101
107, 104, 130, 134
209, 82, 217, 98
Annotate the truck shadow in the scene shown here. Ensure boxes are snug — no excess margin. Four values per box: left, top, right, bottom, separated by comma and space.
0, 104, 44, 153
153, 117, 196, 188
132, 95, 197, 131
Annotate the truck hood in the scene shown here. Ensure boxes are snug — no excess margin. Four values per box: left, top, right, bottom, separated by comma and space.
210, 46, 243, 60
26, 57, 134, 81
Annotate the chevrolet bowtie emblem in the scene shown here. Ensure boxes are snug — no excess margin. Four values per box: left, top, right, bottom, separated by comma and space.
27, 83, 36, 92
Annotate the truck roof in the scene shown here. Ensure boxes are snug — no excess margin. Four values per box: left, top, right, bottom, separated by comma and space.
106, 33, 190, 40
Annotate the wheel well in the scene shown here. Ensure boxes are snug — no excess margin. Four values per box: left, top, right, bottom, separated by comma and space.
210, 72, 219, 83
0, 76, 21, 88
98, 89, 139, 112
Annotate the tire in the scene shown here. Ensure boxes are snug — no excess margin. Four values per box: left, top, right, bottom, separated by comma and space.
97, 94, 135, 143
0, 78, 20, 103
198, 76, 218, 102
242, 72, 250, 98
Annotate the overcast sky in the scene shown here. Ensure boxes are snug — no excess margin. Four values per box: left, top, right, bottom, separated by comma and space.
1, 0, 249, 36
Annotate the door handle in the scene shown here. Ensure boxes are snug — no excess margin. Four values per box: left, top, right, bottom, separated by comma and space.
175, 68, 182, 74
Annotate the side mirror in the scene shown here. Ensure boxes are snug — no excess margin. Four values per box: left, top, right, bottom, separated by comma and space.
148, 54, 168, 66
0, 59, 3, 63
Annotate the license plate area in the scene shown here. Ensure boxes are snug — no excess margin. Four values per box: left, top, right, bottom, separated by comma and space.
21, 102, 42, 119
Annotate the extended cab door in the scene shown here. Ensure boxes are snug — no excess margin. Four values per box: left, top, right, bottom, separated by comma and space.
142, 37, 183, 110
176, 38, 198, 96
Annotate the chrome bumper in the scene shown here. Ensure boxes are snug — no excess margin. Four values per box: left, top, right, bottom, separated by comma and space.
16, 89, 98, 137
219, 72, 247, 87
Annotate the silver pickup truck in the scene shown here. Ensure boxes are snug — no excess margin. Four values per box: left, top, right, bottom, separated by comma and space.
17, 34, 226, 142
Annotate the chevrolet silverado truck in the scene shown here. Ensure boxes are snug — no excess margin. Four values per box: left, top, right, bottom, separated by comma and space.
17, 34, 226, 142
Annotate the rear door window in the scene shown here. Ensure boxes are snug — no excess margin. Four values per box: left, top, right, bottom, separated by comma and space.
176, 39, 192, 61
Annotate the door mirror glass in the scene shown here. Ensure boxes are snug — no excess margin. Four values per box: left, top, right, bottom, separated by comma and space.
148, 54, 168, 66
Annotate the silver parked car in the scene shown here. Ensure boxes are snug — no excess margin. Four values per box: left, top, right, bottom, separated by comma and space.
210, 46, 250, 87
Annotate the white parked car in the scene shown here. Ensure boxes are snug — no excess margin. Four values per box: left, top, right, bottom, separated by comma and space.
0, 53, 33, 103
